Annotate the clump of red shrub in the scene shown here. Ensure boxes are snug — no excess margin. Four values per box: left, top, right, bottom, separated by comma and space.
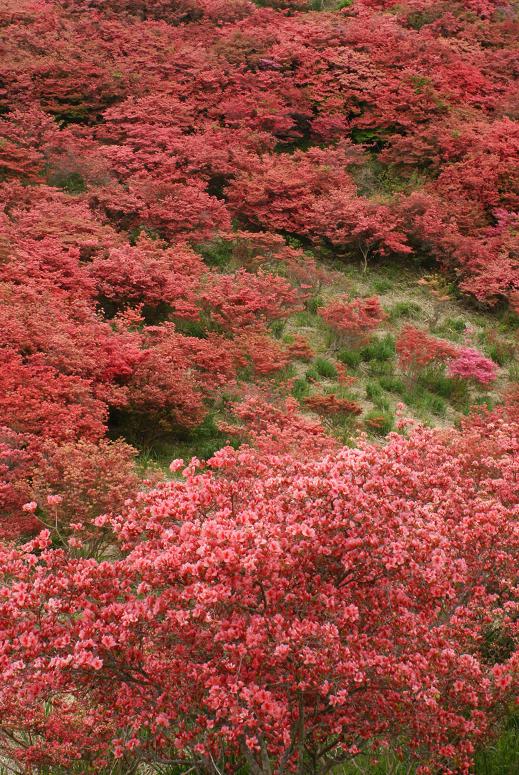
396, 325, 459, 377
305, 393, 363, 417
319, 295, 387, 347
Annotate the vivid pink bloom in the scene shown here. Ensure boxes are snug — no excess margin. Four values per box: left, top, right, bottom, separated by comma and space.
448, 347, 497, 385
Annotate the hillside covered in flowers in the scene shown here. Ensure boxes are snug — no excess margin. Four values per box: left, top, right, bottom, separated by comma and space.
0, 0, 518, 772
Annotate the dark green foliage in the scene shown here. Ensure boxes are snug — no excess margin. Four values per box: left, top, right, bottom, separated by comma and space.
417, 365, 469, 405
48, 170, 86, 194
359, 334, 395, 363
171, 318, 207, 338
365, 380, 391, 411
405, 387, 447, 418
474, 712, 519, 775
136, 413, 238, 471
379, 375, 406, 394
196, 238, 233, 268
306, 295, 324, 314
366, 379, 384, 403
270, 319, 285, 339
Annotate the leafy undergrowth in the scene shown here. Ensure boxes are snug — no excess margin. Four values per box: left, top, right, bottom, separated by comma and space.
134, 253, 519, 471
283, 257, 518, 437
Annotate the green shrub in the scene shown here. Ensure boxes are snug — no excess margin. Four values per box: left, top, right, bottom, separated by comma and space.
379, 375, 405, 394
306, 295, 324, 314
360, 334, 396, 363
313, 357, 338, 379
388, 301, 422, 322
337, 348, 362, 369
292, 378, 311, 400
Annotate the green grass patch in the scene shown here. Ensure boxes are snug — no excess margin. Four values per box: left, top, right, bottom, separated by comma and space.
417, 365, 470, 405
306, 295, 324, 314
135, 412, 237, 472
388, 300, 422, 322
379, 374, 406, 394
433, 316, 467, 341
474, 711, 519, 775
370, 277, 394, 295
508, 362, 519, 382
293, 309, 322, 327
313, 357, 338, 379
403, 383, 447, 418
196, 237, 233, 268
270, 319, 285, 339
360, 334, 396, 362
337, 348, 362, 369
292, 377, 311, 400
482, 340, 515, 367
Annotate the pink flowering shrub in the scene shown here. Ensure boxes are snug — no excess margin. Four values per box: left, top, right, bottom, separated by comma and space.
448, 347, 498, 386
0, 406, 517, 773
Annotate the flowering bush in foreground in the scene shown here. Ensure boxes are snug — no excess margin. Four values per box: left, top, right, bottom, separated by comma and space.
0, 404, 517, 774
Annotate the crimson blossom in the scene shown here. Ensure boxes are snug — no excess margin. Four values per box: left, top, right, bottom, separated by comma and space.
0, 405, 517, 774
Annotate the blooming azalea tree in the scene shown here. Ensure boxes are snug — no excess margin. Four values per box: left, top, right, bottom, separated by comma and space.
0, 405, 517, 773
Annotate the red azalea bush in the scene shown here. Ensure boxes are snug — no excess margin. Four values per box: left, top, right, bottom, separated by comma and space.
319, 295, 387, 347
0, 406, 517, 773
305, 393, 363, 417
396, 325, 459, 378
286, 334, 315, 361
